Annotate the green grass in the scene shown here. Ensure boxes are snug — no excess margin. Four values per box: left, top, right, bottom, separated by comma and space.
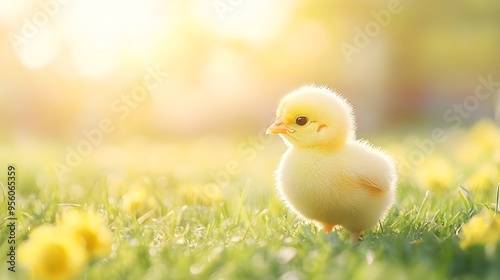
1, 137, 500, 280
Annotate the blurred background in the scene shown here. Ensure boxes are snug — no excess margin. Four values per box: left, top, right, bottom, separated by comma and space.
0, 0, 500, 195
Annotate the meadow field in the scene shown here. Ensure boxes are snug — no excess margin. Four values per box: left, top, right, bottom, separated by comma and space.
1, 119, 500, 280
1, 1, 500, 279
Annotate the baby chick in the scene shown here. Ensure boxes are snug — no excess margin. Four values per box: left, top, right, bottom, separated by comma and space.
266, 85, 397, 241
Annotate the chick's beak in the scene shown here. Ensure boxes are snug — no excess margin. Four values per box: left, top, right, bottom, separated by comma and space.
266, 118, 294, 135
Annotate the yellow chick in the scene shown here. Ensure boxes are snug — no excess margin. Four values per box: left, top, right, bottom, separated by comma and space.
266, 85, 397, 241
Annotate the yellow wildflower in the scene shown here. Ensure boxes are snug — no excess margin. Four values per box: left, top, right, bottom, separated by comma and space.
19, 225, 87, 280
122, 185, 156, 214
413, 156, 455, 192
468, 164, 500, 191
494, 149, 500, 164
460, 209, 500, 249
60, 210, 113, 258
468, 119, 500, 154
451, 135, 484, 163
179, 183, 223, 206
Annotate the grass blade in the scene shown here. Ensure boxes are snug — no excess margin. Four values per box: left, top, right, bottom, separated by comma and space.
459, 185, 474, 210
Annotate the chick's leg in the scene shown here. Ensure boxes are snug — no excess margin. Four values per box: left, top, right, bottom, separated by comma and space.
323, 224, 335, 233
351, 231, 360, 242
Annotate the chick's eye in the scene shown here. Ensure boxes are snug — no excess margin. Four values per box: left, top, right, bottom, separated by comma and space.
295, 116, 308, 126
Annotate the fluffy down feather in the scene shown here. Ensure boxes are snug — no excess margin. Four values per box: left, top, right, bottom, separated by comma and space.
267, 85, 397, 241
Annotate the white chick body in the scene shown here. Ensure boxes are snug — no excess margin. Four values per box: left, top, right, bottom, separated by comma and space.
266, 85, 397, 239
277, 140, 395, 234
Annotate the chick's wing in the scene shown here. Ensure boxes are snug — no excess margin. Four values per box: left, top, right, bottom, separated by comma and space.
338, 168, 385, 194
357, 174, 385, 194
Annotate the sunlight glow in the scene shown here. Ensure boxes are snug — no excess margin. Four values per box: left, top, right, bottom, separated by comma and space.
16, 28, 59, 69
0, 1, 31, 23
62, 0, 165, 77
193, 0, 300, 45
70, 42, 119, 79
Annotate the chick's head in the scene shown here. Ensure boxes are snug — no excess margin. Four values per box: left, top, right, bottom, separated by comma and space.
266, 85, 356, 150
